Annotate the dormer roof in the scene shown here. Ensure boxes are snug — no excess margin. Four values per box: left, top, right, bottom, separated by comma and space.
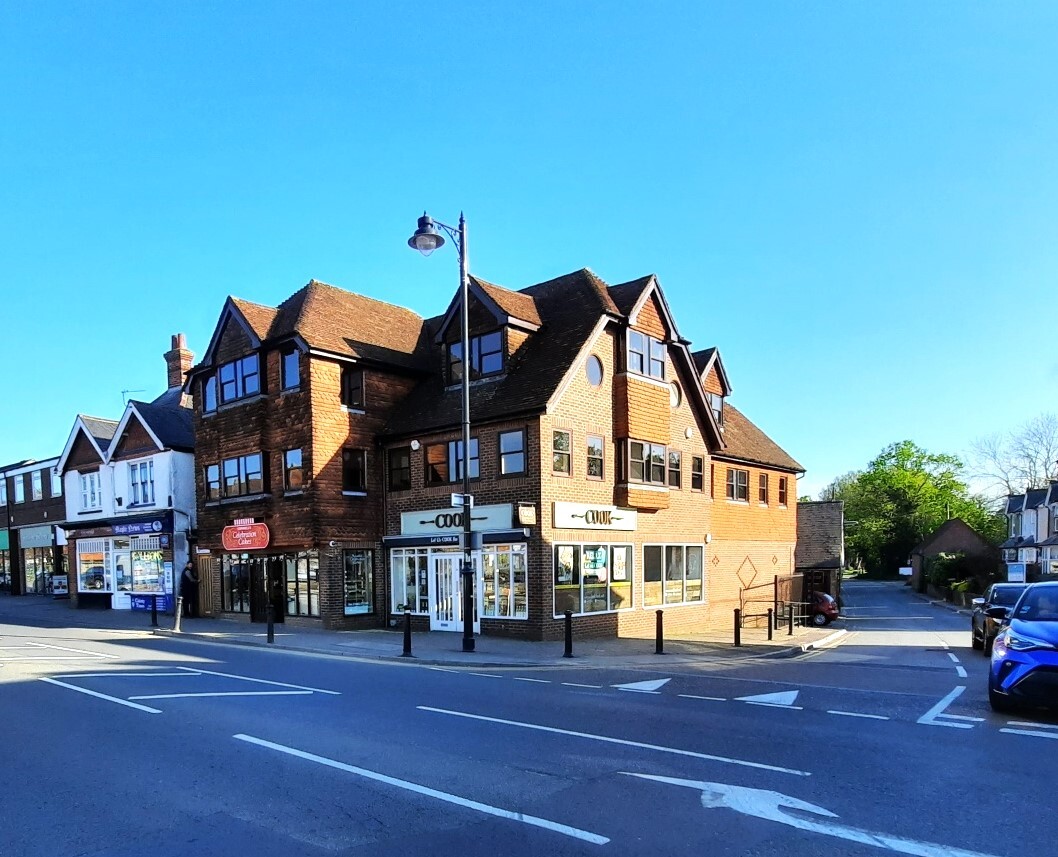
1007, 495, 1026, 514
57, 415, 119, 474
1025, 487, 1049, 510
113, 401, 195, 455
691, 347, 733, 397
433, 275, 543, 345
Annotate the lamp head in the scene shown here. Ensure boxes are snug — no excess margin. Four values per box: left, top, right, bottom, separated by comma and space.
408, 212, 445, 256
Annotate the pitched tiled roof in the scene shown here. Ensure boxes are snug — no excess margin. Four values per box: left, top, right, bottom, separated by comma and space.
693, 347, 717, 374
1025, 487, 1049, 509
81, 415, 118, 450
608, 276, 655, 317
472, 277, 542, 326
150, 386, 192, 409
1006, 495, 1025, 514
268, 280, 429, 371
713, 404, 803, 473
914, 518, 999, 555
384, 269, 616, 436
1048, 483, 1058, 505
230, 298, 278, 341
796, 501, 844, 569
130, 401, 195, 452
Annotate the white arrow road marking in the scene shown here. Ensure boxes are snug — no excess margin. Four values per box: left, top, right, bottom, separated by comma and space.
736, 690, 800, 708
38, 678, 162, 714
234, 734, 608, 845
917, 687, 972, 729
621, 774, 1000, 857
612, 678, 670, 693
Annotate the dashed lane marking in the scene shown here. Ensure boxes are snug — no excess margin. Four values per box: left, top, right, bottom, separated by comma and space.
129, 690, 314, 700
1000, 727, 1058, 740
512, 677, 550, 684
562, 682, 603, 689
467, 672, 504, 679
827, 710, 890, 720
1008, 721, 1058, 730
956, 667, 967, 678
947, 653, 960, 663
679, 694, 726, 702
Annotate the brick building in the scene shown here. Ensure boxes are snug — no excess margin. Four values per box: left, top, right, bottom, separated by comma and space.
188, 269, 802, 638
0, 457, 67, 595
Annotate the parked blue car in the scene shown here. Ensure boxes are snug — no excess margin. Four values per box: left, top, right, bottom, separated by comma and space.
989, 582, 1058, 712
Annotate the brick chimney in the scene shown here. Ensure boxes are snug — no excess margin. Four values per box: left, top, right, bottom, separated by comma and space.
164, 333, 194, 389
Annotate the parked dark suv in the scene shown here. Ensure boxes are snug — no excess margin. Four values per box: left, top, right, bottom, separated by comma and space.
972, 583, 1027, 655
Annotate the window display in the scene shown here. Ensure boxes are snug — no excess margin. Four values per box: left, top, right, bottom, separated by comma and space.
481, 544, 527, 618
343, 550, 373, 615
554, 544, 632, 616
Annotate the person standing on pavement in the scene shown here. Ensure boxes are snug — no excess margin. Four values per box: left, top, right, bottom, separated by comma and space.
180, 561, 199, 618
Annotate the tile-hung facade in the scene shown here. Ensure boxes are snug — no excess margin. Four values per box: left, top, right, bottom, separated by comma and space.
185, 282, 429, 629
0, 457, 67, 595
381, 270, 803, 640
56, 335, 198, 610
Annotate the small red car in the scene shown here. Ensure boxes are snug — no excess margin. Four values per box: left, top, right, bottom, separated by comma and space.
809, 591, 840, 626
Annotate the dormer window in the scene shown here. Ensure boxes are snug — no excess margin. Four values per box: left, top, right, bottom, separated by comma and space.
448, 330, 504, 383
628, 331, 665, 380
708, 392, 724, 426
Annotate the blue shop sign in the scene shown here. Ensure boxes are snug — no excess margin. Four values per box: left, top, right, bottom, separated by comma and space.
130, 593, 173, 612
113, 518, 168, 536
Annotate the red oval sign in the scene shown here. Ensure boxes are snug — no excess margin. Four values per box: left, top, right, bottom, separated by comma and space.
222, 523, 270, 551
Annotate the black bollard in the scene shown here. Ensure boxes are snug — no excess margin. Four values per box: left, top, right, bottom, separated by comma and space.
174, 596, 183, 633
789, 603, 795, 635
655, 609, 665, 655
401, 609, 413, 657
563, 610, 573, 658
734, 608, 741, 647
266, 602, 275, 644
767, 608, 774, 641
150, 594, 158, 628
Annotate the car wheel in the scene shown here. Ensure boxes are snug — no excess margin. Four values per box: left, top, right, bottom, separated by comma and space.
988, 672, 1014, 713
811, 612, 828, 627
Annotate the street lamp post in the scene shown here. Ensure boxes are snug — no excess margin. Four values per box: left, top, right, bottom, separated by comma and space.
409, 211, 475, 653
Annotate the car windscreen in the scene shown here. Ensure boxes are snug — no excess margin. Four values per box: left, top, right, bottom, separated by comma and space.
992, 586, 1026, 606
1013, 587, 1058, 621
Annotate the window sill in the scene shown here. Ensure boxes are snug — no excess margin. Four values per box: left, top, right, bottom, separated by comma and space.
342, 490, 368, 497
217, 393, 266, 412
204, 492, 271, 506
725, 499, 750, 505
126, 502, 157, 509
621, 482, 668, 492
78, 508, 103, 515
341, 406, 366, 415
283, 490, 304, 498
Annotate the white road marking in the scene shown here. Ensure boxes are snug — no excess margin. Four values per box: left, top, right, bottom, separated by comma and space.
917, 687, 972, 729
38, 678, 161, 713
1008, 721, 1058, 730
176, 666, 339, 695
623, 775, 1000, 857
0, 656, 108, 661
1001, 728, 1058, 740
939, 642, 950, 650
679, 694, 726, 702
937, 713, 983, 723
562, 683, 602, 689
418, 706, 810, 776
737, 691, 800, 707
947, 653, 960, 663
129, 690, 313, 700
233, 733, 609, 845
745, 702, 805, 710
956, 667, 967, 678
52, 672, 190, 679
25, 642, 118, 659
827, 711, 890, 721
468, 672, 504, 679
612, 678, 671, 694
427, 667, 462, 673
512, 677, 550, 684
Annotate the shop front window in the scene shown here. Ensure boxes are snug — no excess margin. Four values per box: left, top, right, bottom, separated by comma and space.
131, 538, 163, 592
343, 550, 373, 615
553, 544, 632, 616
481, 544, 527, 618
77, 539, 111, 593
390, 548, 429, 613
285, 552, 320, 617
644, 544, 705, 606
222, 555, 251, 613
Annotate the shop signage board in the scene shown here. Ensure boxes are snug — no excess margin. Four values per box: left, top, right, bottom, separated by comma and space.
553, 502, 638, 531
113, 518, 167, 536
401, 504, 512, 535
1007, 562, 1027, 583
51, 574, 69, 596
222, 523, 271, 551
18, 525, 55, 549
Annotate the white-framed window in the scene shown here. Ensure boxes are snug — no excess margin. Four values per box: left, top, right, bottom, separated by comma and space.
759, 473, 769, 504
552, 430, 571, 475
391, 548, 429, 613
0, 477, 6, 505
643, 544, 705, 606
77, 538, 111, 592
50, 469, 62, 497
726, 468, 749, 502
129, 460, 155, 505
14, 475, 25, 504
779, 476, 788, 506
482, 544, 528, 619
343, 550, 374, 615
498, 430, 526, 476
79, 472, 100, 510
553, 543, 633, 616
31, 471, 43, 501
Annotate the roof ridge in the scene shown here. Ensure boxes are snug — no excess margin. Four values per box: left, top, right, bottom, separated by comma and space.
300, 279, 424, 321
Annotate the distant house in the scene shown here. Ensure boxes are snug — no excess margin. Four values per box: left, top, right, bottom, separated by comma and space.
999, 485, 1057, 580
909, 518, 999, 592
795, 500, 844, 597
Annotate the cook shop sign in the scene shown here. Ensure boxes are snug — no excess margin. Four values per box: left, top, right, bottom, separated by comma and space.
401, 504, 512, 535
222, 521, 271, 551
553, 501, 638, 531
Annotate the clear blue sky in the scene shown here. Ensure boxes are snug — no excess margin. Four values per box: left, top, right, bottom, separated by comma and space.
2, 2, 1056, 496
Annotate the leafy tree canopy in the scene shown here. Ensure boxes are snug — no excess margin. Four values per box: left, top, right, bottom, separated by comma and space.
820, 440, 1005, 576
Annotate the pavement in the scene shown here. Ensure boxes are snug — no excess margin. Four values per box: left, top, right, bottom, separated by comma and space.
0, 592, 846, 667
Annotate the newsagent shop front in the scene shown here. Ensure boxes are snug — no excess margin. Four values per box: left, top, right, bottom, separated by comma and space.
384, 503, 530, 634
64, 512, 180, 610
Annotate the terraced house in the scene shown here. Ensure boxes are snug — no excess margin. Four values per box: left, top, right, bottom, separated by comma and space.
189, 270, 802, 638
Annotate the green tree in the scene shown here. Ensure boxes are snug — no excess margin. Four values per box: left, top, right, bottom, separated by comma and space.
821, 441, 1004, 576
